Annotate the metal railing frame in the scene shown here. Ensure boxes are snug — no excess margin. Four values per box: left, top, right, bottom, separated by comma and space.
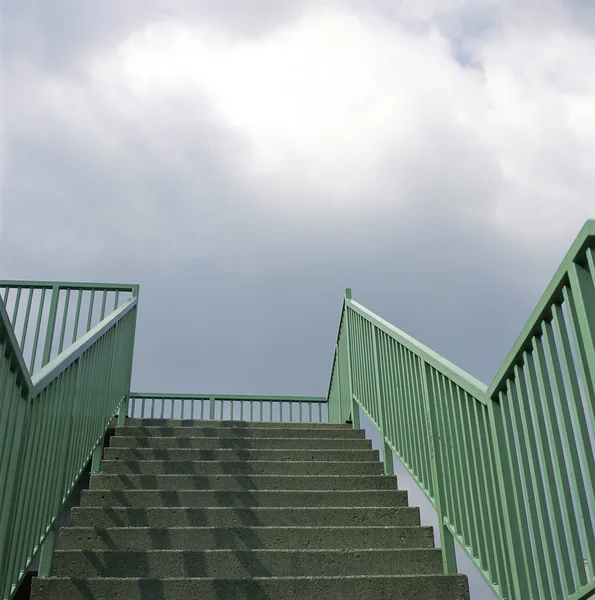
0, 281, 139, 600
126, 393, 328, 423
327, 219, 595, 600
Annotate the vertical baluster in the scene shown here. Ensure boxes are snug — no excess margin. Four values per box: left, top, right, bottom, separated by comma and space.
447, 385, 476, 557
100, 290, 108, 320
420, 363, 457, 574
86, 291, 95, 332
58, 289, 71, 354
30, 288, 47, 372
435, 373, 458, 548
20, 288, 34, 353
11, 287, 22, 324
72, 290, 83, 343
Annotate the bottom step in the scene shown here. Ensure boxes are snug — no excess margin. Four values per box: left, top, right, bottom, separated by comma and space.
32, 575, 470, 599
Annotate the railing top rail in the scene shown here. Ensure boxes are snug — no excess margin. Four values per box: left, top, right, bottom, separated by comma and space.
487, 218, 595, 397
31, 296, 138, 396
346, 298, 488, 401
0, 280, 139, 294
0, 298, 33, 395
130, 392, 327, 403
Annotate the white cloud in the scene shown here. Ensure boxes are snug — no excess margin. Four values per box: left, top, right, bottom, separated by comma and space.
4, 1, 595, 263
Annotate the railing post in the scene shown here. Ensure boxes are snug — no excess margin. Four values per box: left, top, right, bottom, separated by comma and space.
41, 285, 60, 367
344, 289, 360, 429
568, 260, 595, 424
38, 361, 82, 579
91, 438, 104, 474
0, 398, 31, 599
37, 520, 57, 577
209, 397, 216, 420
371, 325, 394, 475
117, 396, 128, 426
488, 395, 527, 600
420, 361, 457, 574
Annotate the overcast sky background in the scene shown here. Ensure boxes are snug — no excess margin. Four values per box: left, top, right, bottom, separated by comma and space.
2, 2, 594, 598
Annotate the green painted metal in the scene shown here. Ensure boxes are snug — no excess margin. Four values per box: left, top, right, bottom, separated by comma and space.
127, 393, 328, 423
0, 281, 138, 375
0, 281, 138, 600
327, 219, 595, 600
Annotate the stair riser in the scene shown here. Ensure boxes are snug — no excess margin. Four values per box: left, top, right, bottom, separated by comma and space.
109, 437, 372, 450
51, 549, 444, 577
32, 575, 471, 600
80, 489, 408, 508
89, 474, 397, 491
115, 427, 365, 439
103, 448, 380, 462
57, 526, 435, 551
123, 419, 350, 429
99, 460, 383, 476
69, 507, 421, 528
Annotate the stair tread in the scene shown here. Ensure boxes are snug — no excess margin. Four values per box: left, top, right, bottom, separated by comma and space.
114, 427, 365, 439
98, 460, 384, 475
109, 437, 372, 449
89, 474, 398, 491
80, 489, 407, 507
32, 575, 470, 600
51, 548, 444, 577
69, 506, 421, 527
103, 448, 379, 460
123, 419, 349, 428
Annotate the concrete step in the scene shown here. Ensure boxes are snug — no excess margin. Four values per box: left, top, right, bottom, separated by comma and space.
123, 419, 351, 429
51, 548, 444, 578
115, 426, 365, 439
109, 436, 372, 450
57, 525, 435, 551
103, 447, 380, 462
32, 574, 470, 600
89, 474, 397, 491
99, 460, 384, 476
80, 489, 408, 508
69, 506, 421, 528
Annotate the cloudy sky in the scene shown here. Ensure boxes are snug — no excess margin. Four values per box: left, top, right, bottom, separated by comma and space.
2, 1, 594, 597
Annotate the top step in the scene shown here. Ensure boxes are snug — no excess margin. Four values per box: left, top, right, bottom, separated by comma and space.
124, 419, 350, 429
115, 426, 364, 440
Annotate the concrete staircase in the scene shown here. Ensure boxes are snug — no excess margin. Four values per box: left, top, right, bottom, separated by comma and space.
31, 420, 470, 599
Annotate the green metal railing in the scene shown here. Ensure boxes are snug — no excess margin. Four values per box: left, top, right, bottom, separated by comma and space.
328, 219, 595, 600
0, 281, 138, 600
128, 393, 328, 423
0, 281, 136, 375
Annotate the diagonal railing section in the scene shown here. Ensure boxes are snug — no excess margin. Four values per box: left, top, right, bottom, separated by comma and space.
0, 281, 139, 600
327, 219, 595, 600
128, 393, 328, 423
0, 281, 136, 376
